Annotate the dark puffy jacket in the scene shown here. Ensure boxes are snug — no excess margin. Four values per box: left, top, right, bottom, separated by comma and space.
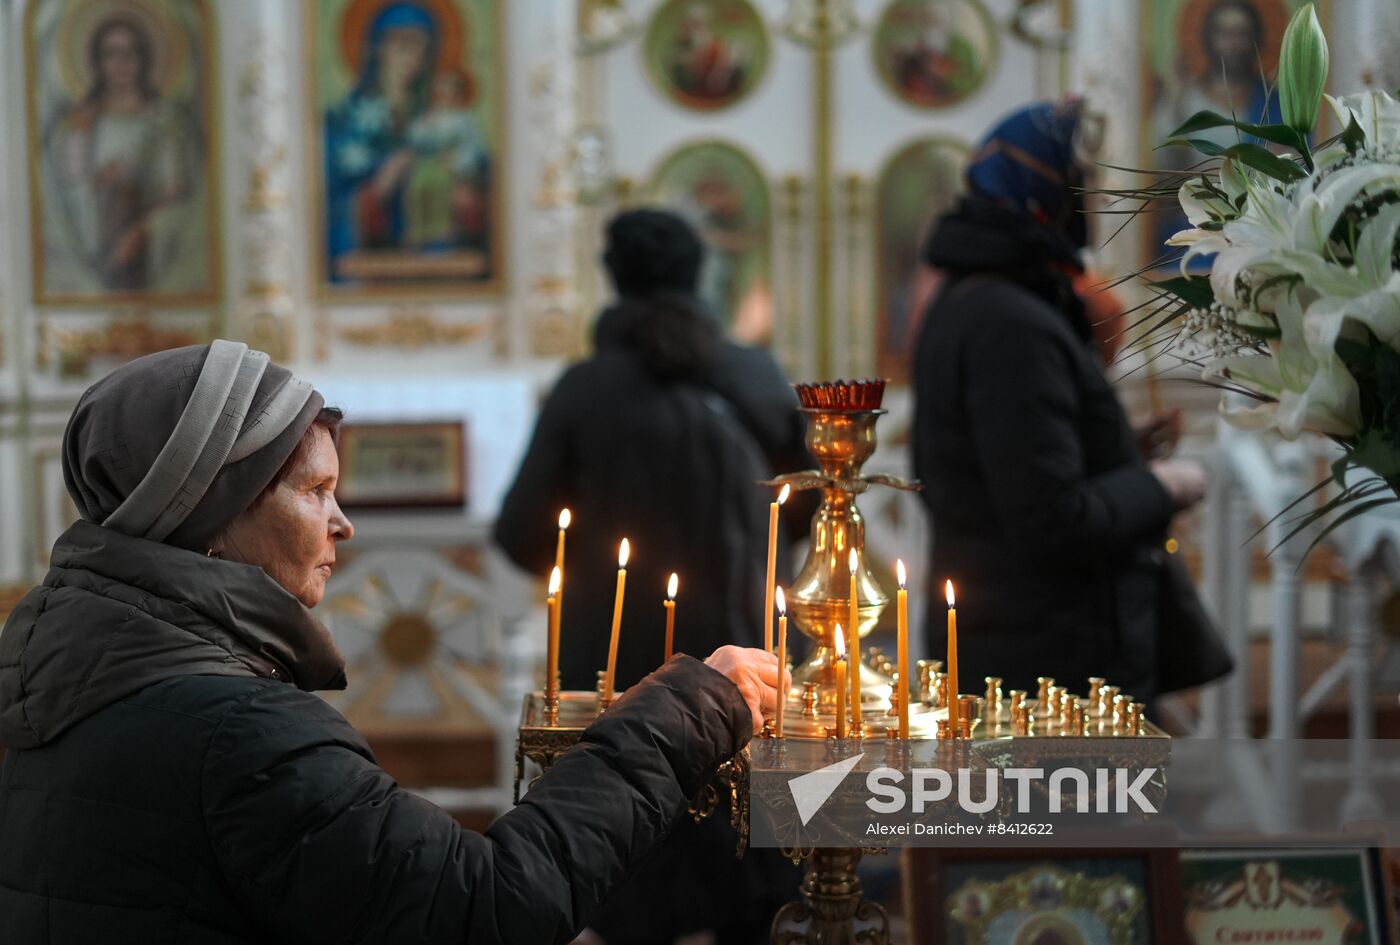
0, 522, 750, 944
495, 307, 809, 694
913, 198, 1177, 700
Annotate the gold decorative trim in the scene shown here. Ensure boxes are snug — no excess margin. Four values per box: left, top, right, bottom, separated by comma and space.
337, 307, 489, 350
37, 313, 213, 377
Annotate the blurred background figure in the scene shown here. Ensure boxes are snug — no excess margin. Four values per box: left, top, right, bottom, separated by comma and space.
496, 208, 808, 690
911, 100, 1208, 703
495, 207, 805, 945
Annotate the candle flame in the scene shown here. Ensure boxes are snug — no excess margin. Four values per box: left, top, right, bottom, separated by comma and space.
777, 483, 791, 505
558, 508, 571, 530
848, 548, 858, 574
897, 558, 907, 589
775, 585, 786, 615
945, 579, 956, 608
833, 624, 846, 659
667, 572, 678, 600
548, 566, 562, 596
618, 538, 630, 568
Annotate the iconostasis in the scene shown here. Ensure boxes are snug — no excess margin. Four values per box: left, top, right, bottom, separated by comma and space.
0, 0, 1395, 783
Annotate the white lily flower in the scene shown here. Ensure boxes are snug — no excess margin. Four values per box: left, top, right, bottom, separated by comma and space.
1163, 82, 1399, 445
1326, 90, 1400, 148
1292, 163, 1400, 255
1166, 226, 1211, 247
1179, 178, 1236, 227
1218, 399, 1280, 430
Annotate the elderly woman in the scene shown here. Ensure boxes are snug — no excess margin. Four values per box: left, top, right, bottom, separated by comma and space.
912, 101, 1208, 704
0, 340, 780, 943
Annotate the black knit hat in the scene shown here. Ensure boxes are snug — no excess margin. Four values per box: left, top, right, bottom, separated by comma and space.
602, 208, 705, 298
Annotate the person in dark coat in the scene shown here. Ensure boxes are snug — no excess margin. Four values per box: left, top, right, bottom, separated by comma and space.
496, 208, 810, 693
494, 208, 807, 945
0, 340, 782, 945
912, 101, 1207, 704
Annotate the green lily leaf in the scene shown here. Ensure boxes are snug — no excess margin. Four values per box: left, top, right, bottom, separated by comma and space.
1166, 137, 1228, 157
1279, 3, 1330, 136
1164, 110, 1313, 170
1236, 323, 1283, 341
1341, 112, 1366, 154
1347, 429, 1400, 479
1224, 142, 1308, 182
1149, 275, 1214, 308
1167, 110, 1239, 138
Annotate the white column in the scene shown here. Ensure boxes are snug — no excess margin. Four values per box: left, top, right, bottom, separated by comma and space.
221, 0, 298, 362
1344, 0, 1400, 93
0, 0, 36, 589
1196, 441, 1232, 738
1223, 483, 1254, 739
1340, 562, 1383, 822
515, 1, 579, 361
1266, 443, 1308, 742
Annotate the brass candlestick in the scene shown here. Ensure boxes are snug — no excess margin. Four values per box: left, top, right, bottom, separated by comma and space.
765, 380, 924, 739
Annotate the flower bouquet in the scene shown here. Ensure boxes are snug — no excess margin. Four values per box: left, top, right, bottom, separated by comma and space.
1140, 3, 1400, 545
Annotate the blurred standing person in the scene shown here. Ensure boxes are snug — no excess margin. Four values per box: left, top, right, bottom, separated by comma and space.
911, 101, 1207, 703
495, 207, 806, 945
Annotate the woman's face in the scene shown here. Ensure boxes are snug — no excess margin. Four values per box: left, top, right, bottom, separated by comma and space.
97, 25, 142, 93
379, 27, 430, 87
217, 426, 354, 608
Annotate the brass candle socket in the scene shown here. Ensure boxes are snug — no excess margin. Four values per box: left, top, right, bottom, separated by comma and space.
1060, 694, 1080, 730
1036, 676, 1055, 716
1102, 686, 1121, 719
958, 695, 977, 739
1113, 694, 1134, 732
984, 676, 1003, 720
596, 670, 614, 712
917, 659, 942, 704
1087, 677, 1107, 716
783, 407, 895, 719
1012, 703, 1033, 736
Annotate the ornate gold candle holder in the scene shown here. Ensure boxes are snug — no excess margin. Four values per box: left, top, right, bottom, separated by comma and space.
764, 380, 927, 739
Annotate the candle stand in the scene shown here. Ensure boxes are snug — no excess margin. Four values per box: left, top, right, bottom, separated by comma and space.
515, 380, 1170, 945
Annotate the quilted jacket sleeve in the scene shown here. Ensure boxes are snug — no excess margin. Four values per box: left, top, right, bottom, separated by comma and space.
201, 655, 749, 945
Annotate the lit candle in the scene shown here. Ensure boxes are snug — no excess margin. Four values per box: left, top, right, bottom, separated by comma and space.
834, 623, 847, 740
546, 566, 562, 697
896, 559, 909, 739
848, 548, 861, 735
775, 586, 788, 737
764, 484, 791, 652
554, 509, 570, 660
946, 579, 959, 737
555, 508, 570, 581
663, 572, 678, 662
604, 538, 630, 701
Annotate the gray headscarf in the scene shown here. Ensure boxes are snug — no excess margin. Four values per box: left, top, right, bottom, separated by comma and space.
62, 340, 323, 551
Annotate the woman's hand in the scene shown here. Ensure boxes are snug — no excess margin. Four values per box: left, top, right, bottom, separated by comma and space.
704, 645, 789, 734
1151, 457, 1207, 510
1136, 408, 1184, 460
